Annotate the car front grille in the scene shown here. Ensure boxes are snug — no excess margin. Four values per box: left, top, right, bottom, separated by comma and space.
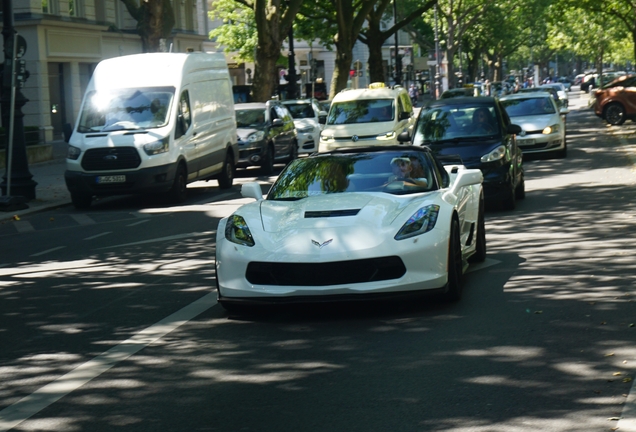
82, 147, 142, 171
245, 256, 406, 286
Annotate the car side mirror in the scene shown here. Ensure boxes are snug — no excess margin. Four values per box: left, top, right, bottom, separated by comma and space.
318, 116, 326, 125
399, 112, 411, 121
398, 131, 411, 143
560, 107, 570, 115
241, 182, 264, 201
507, 124, 522, 135
271, 118, 284, 127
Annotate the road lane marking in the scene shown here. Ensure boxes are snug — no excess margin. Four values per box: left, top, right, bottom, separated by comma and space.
70, 214, 96, 225
14, 221, 34, 233
30, 246, 66, 257
97, 230, 216, 250
0, 292, 217, 432
126, 219, 150, 227
84, 232, 112, 241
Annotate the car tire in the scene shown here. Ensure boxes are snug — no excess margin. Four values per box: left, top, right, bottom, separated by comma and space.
469, 194, 486, 263
604, 103, 626, 126
515, 172, 526, 200
503, 183, 516, 210
71, 192, 92, 209
444, 218, 463, 302
170, 163, 188, 203
556, 137, 567, 158
217, 151, 235, 189
261, 145, 275, 175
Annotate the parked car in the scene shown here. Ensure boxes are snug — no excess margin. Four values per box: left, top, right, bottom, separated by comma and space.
541, 83, 569, 107
557, 77, 572, 91
581, 74, 597, 93
500, 92, 568, 158
319, 82, 415, 151
518, 86, 565, 109
593, 74, 636, 125
234, 101, 298, 174
282, 99, 327, 154
399, 96, 524, 210
573, 74, 585, 87
215, 145, 485, 311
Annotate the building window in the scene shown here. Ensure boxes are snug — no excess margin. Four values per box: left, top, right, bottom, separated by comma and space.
42, 0, 60, 14
184, 0, 194, 31
69, 0, 84, 17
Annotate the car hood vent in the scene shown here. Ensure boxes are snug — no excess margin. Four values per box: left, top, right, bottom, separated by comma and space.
304, 209, 360, 218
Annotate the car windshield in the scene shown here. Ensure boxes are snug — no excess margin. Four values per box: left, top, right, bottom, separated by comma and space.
501, 97, 555, 116
235, 109, 266, 128
77, 87, 174, 132
285, 103, 315, 119
267, 151, 435, 199
413, 103, 500, 144
327, 99, 394, 125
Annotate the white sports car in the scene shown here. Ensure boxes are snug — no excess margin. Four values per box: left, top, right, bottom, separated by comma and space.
215, 146, 484, 310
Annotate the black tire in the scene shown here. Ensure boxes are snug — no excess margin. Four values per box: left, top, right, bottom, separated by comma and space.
444, 218, 463, 302
260, 145, 275, 175
503, 183, 516, 210
469, 195, 486, 263
555, 137, 567, 159
71, 192, 92, 209
170, 163, 188, 203
217, 151, 235, 189
604, 103, 626, 126
515, 172, 526, 200
287, 139, 298, 163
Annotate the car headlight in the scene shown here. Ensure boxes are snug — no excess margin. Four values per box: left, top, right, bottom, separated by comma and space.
542, 124, 560, 134
67, 145, 81, 160
225, 215, 255, 247
143, 137, 169, 155
395, 205, 440, 240
248, 131, 265, 142
480, 145, 507, 163
320, 133, 334, 142
298, 126, 315, 134
376, 131, 396, 141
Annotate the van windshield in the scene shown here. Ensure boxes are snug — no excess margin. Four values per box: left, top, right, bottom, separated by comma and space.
327, 99, 394, 125
77, 87, 175, 133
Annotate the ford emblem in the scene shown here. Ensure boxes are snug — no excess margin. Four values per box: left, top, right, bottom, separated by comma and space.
104, 154, 118, 161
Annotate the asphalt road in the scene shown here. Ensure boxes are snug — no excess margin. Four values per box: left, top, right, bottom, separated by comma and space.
0, 91, 635, 432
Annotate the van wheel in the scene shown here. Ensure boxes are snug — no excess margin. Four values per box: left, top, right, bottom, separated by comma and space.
170, 164, 188, 203
71, 192, 92, 209
261, 145, 274, 175
217, 152, 234, 189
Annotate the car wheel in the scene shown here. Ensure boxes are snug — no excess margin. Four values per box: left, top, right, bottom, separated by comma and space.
444, 218, 463, 302
71, 192, 92, 209
503, 183, 516, 210
287, 139, 298, 163
604, 103, 626, 126
556, 137, 567, 158
217, 151, 235, 189
515, 172, 526, 200
170, 163, 188, 203
260, 145, 275, 175
469, 194, 486, 263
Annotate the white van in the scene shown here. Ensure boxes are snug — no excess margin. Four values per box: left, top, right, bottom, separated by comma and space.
319, 83, 415, 152
65, 52, 238, 209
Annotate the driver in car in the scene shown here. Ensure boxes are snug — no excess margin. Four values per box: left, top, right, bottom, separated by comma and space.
386, 157, 428, 189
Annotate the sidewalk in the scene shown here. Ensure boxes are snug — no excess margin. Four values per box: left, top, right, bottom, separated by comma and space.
0, 140, 71, 221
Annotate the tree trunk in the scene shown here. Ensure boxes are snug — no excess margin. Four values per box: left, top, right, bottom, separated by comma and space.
330, 42, 353, 99
366, 32, 386, 84
251, 0, 283, 101
120, 0, 174, 53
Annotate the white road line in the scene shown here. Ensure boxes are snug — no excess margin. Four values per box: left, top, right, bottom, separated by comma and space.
97, 230, 216, 250
30, 246, 66, 257
14, 221, 34, 233
69, 214, 96, 225
83, 232, 112, 241
126, 219, 150, 227
0, 292, 217, 432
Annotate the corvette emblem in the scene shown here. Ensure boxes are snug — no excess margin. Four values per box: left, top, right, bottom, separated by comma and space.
351, 135, 359, 142
312, 239, 333, 249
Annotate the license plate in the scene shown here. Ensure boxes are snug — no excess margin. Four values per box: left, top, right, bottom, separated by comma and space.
96, 175, 126, 184
519, 139, 535, 146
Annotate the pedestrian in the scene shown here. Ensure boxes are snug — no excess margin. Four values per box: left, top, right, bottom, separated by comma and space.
409, 84, 419, 106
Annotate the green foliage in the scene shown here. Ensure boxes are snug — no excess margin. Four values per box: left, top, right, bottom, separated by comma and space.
208, 0, 258, 62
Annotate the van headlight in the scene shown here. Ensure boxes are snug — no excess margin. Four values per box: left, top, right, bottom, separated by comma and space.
376, 131, 396, 141
143, 138, 169, 155
542, 124, 560, 135
480, 145, 507, 163
395, 205, 440, 240
67, 145, 81, 160
248, 131, 265, 142
298, 126, 315, 134
225, 215, 255, 247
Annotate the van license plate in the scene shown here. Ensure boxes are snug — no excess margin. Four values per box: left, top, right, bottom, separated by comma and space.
97, 175, 126, 184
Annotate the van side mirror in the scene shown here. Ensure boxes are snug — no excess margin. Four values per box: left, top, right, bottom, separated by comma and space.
398, 131, 411, 143
271, 118, 284, 127
318, 116, 326, 125
507, 124, 522, 135
399, 112, 411, 121
63, 123, 73, 143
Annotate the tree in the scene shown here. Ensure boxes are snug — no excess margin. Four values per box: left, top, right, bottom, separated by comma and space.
120, 0, 175, 53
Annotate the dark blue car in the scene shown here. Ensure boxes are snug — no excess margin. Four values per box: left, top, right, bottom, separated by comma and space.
401, 96, 524, 210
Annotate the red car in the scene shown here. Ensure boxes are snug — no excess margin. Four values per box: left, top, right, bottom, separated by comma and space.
594, 74, 636, 125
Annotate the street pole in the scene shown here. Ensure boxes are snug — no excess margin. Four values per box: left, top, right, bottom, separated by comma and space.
434, 2, 441, 99
1, 0, 35, 210
286, 27, 298, 100
393, 0, 401, 86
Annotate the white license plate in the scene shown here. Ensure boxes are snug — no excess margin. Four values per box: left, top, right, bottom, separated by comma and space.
519, 139, 536, 146
96, 175, 126, 184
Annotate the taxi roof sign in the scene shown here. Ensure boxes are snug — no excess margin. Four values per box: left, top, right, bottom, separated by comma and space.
368, 82, 386, 89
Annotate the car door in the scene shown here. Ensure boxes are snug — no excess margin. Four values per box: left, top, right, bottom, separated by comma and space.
274, 105, 295, 158
497, 101, 522, 187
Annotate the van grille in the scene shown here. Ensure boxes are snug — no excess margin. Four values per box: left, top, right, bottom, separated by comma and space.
82, 147, 142, 171
245, 256, 406, 286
